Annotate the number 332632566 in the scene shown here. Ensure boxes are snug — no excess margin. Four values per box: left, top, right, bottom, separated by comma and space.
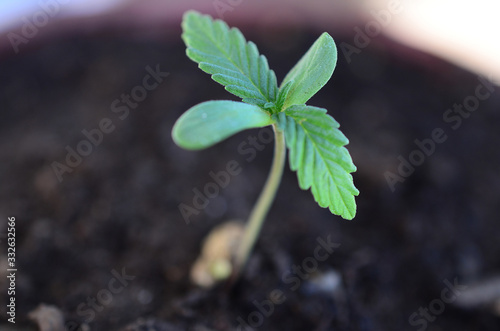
7, 217, 16, 265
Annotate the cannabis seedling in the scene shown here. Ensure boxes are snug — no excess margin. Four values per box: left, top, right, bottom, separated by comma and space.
173, 11, 359, 279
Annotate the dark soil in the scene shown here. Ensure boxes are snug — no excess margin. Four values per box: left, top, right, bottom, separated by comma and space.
1, 22, 500, 331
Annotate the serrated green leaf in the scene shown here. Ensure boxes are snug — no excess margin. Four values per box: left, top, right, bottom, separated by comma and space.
172, 100, 274, 150
182, 11, 278, 109
274, 105, 358, 219
276, 80, 294, 110
281, 33, 337, 109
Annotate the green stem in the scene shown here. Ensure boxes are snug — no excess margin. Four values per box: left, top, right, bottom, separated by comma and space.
233, 124, 286, 278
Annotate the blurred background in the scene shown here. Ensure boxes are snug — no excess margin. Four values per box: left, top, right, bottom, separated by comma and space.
1, 0, 500, 330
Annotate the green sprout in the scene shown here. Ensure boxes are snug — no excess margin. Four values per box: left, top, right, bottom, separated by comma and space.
172, 11, 359, 280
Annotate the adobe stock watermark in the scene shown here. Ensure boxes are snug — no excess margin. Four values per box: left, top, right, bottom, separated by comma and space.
65, 267, 135, 331
409, 278, 467, 331
236, 235, 340, 330
179, 126, 275, 224
340, 0, 404, 64
51, 64, 169, 183
213, 0, 243, 19
7, 0, 71, 54
384, 75, 497, 192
